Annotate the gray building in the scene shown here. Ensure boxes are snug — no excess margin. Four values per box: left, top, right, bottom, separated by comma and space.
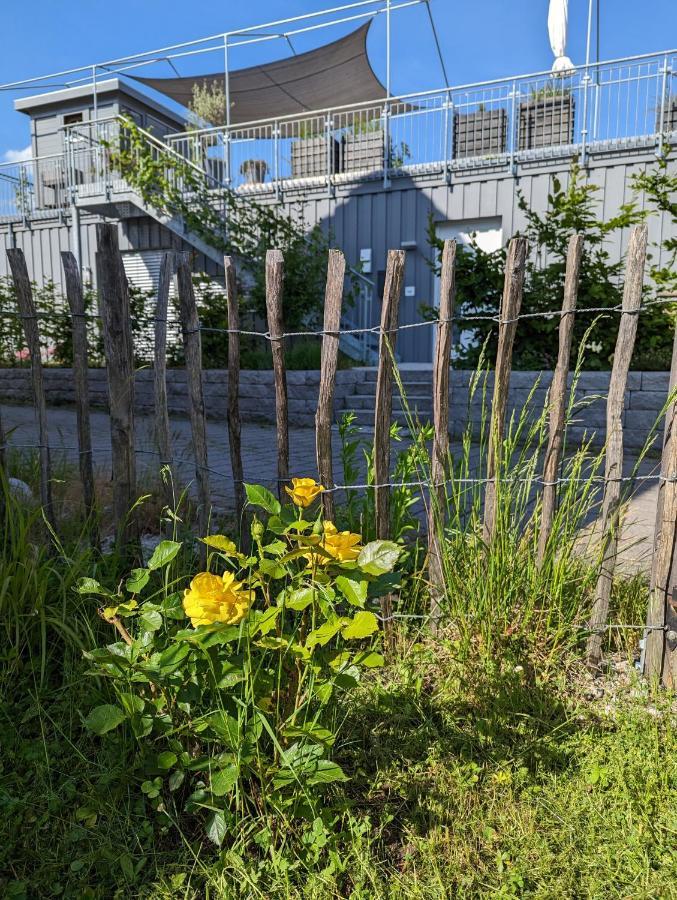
1, 46, 675, 363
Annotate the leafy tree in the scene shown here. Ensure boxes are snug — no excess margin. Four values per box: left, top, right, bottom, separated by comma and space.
632, 149, 677, 296
427, 160, 673, 370
188, 81, 227, 128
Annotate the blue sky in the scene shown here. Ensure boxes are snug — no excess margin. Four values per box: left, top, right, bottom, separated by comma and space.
1, 0, 675, 159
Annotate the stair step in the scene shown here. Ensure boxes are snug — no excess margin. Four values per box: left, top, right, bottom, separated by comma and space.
342, 409, 416, 427
346, 395, 432, 411
353, 380, 433, 396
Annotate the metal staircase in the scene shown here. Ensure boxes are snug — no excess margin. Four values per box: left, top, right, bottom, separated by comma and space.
63, 116, 379, 362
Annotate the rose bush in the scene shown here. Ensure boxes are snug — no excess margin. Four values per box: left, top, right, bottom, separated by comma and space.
79, 480, 400, 845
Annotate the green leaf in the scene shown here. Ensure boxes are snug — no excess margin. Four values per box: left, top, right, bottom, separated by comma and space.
146, 540, 181, 571
283, 587, 315, 611
353, 650, 384, 668
307, 759, 349, 786
248, 607, 281, 637
76, 577, 106, 595
156, 642, 191, 673
211, 764, 238, 797
336, 575, 368, 607
342, 611, 379, 640
168, 770, 185, 791
306, 619, 345, 649
84, 704, 126, 736
140, 610, 163, 632
258, 558, 286, 579
125, 568, 150, 593
201, 534, 237, 554
245, 483, 281, 516
206, 810, 227, 846
208, 711, 240, 748
161, 592, 185, 620
357, 540, 400, 576
117, 692, 145, 717
157, 751, 178, 770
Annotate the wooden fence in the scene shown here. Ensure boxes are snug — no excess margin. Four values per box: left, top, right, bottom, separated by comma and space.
1, 222, 676, 686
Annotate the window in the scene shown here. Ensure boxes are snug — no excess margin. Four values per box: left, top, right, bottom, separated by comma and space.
63, 112, 83, 126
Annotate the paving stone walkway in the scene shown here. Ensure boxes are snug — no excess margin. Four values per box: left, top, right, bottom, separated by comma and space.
1, 403, 662, 573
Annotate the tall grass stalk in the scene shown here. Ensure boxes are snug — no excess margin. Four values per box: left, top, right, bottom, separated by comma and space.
390, 344, 658, 664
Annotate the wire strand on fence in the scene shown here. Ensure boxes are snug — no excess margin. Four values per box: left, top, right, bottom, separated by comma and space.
1, 295, 675, 344
2, 444, 670, 492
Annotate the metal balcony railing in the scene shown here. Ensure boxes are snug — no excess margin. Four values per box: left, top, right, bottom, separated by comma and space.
1, 48, 675, 222
162, 48, 677, 192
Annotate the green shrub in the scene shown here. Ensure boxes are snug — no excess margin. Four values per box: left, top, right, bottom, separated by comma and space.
79, 479, 400, 845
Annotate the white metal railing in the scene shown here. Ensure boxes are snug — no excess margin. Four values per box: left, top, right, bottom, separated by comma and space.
164, 49, 677, 191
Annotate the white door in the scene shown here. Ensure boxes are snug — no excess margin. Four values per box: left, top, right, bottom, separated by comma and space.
433, 217, 503, 359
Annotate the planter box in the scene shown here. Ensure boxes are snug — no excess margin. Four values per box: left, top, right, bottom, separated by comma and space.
341, 130, 384, 174
453, 108, 507, 158
518, 95, 575, 151
656, 96, 677, 133
291, 136, 340, 179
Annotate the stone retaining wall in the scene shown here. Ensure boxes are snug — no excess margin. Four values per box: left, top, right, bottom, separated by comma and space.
0, 367, 670, 451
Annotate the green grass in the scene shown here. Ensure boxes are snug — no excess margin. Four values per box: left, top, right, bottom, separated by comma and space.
1, 366, 675, 898
2, 635, 675, 898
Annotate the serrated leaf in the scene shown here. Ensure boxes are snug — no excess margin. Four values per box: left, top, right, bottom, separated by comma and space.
147, 540, 181, 571
245, 483, 281, 516
357, 540, 400, 576
211, 764, 238, 797
76, 577, 106, 595
342, 611, 379, 640
201, 534, 237, 554
335, 575, 367, 607
206, 810, 227, 846
84, 704, 126, 735
125, 568, 150, 593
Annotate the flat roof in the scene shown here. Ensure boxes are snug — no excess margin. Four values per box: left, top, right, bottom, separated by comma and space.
14, 77, 185, 124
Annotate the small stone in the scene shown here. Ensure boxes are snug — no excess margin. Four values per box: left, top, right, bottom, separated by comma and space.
8, 477, 34, 503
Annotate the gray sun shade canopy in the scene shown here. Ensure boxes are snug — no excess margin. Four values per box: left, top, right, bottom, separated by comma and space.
132, 22, 387, 126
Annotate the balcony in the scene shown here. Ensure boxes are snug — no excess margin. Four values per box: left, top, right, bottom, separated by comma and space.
0, 48, 675, 222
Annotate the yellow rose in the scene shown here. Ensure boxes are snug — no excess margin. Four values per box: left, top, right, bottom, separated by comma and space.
284, 477, 324, 508
183, 571, 251, 628
320, 521, 362, 563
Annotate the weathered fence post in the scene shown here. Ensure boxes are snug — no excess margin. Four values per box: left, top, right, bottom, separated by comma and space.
586, 224, 648, 669
224, 255, 246, 537
537, 233, 583, 566
153, 251, 175, 511
315, 249, 346, 522
265, 249, 289, 500
428, 239, 456, 626
7, 247, 54, 525
176, 252, 211, 548
374, 249, 406, 648
644, 321, 677, 687
95, 223, 139, 555
483, 236, 528, 543
0, 404, 6, 478
61, 250, 97, 543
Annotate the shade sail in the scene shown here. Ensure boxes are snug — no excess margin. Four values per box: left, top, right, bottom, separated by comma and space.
132, 22, 387, 125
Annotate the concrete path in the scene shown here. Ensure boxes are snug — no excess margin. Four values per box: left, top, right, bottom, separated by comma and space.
0, 403, 661, 573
